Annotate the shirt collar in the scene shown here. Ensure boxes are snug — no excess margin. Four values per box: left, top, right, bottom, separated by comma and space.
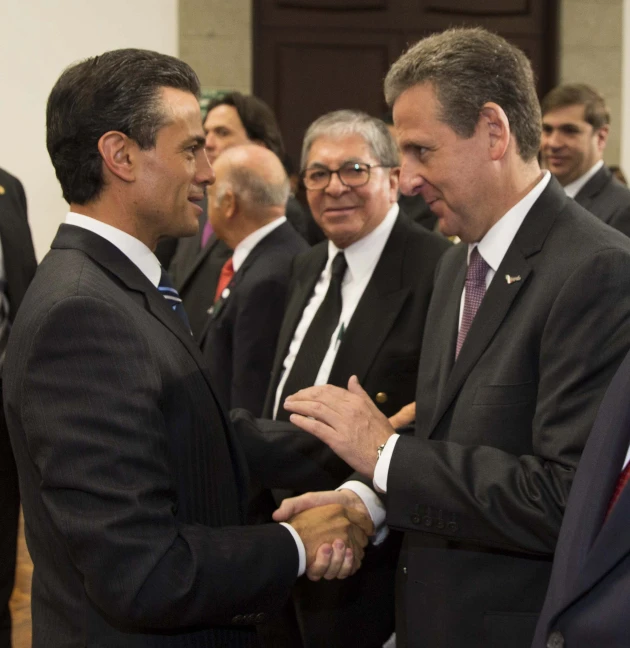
232, 216, 287, 272
65, 212, 162, 286
563, 160, 604, 198
472, 171, 551, 270
327, 202, 399, 282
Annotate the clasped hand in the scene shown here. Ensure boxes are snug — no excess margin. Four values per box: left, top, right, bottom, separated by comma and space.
280, 489, 374, 581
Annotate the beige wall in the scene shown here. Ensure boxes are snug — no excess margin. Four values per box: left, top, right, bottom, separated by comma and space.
560, 0, 624, 165
179, 0, 252, 95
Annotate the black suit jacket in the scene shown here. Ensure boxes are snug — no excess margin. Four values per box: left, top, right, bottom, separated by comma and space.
532, 347, 630, 648
255, 212, 450, 648
3, 224, 299, 647
574, 165, 630, 236
263, 211, 451, 420
383, 177, 630, 648
200, 221, 308, 415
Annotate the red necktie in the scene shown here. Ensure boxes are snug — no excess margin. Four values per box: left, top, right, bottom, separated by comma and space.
214, 258, 234, 303
606, 461, 630, 518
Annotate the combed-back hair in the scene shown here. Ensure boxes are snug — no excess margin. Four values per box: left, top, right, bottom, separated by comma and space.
541, 83, 610, 130
47, 48, 200, 204
301, 109, 399, 171
384, 27, 541, 161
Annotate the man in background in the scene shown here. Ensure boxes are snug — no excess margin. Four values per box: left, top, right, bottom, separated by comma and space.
0, 166, 37, 647
200, 144, 307, 415
541, 83, 630, 235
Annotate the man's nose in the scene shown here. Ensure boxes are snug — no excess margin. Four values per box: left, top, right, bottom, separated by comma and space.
197, 149, 215, 185
325, 171, 349, 195
399, 165, 425, 196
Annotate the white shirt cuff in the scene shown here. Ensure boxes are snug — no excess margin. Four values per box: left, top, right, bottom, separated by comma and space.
339, 480, 389, 545
373, 433, 400, 493
280, 522, 306, 576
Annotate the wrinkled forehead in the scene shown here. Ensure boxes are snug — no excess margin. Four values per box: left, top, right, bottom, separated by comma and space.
306, 132, 375, 166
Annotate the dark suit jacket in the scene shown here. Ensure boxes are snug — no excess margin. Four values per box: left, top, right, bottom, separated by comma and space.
0, 167, 37, 643
170, 198, 310, 339
257, 212, 450, 648
3, 224, 299, 647
574, 165, 630, 236
532, 348, 630, 648
200, 221, 308, 415
384, 177, 630, 648
263, 211, 451, 420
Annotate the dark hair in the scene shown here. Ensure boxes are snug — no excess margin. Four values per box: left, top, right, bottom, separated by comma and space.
541, 83, 610, 130
206, 92, 285, 159
47, 48, 200, 204
384, 27, 541, 162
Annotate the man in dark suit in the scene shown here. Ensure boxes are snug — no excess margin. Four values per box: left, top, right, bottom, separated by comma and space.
169, 93, 318, 338
541, 83, 630, 236
532, 348, 630, 648
275, 28, 630, 648
0, 167, 37, 647
200, 144, 308, 415
255, 109, 449, 648
3, 48, 370, 648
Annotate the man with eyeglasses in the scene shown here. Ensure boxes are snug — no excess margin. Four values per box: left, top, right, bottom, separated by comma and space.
250, 109, 449, 648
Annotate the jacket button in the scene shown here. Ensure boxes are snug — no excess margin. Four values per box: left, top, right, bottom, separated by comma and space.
246, 614, 257, 624
423, 516, 432, 527
447, 521, 458, 532
436, 519, 445, 530
375, 392, 388, 404
255, 613, 267, 623
232, 615, 244, 624
547, 630, 564, 648
411, 514, 421, 524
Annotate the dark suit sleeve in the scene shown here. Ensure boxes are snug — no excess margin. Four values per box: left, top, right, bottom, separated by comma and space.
386, 247, 630, 555
18, 295, 297, 629
608, 205, 630, 238
230, 276, 288, 415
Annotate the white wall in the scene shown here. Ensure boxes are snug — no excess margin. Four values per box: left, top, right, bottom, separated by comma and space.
0, 0, 178, 260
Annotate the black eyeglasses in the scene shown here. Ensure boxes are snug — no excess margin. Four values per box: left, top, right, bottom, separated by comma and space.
301, 162, 393, 190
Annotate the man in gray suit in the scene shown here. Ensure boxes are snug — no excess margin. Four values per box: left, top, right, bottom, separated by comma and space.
3, 48, 370, 647
274, 28, 630, 648
541, 83, 630, 236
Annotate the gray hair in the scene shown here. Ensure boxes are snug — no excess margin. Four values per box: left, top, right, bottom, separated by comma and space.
301, 110, 399, 171
384, 27, 541, 162
216, 166, 290, 208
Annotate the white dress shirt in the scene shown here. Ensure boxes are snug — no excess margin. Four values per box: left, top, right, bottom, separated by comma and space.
356, 173, 553, 529
273, 203, 399, 418
64, 213, 307, 575
563, 160, 604, 198
232, 216, 287, 272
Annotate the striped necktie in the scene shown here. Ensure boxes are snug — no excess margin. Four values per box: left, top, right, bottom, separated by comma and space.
158, 268, 191, 332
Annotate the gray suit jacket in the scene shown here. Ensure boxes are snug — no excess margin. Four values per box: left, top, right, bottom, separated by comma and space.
385, 177, 630, 648
4, 224, 298, 647
574, 165, 630, 236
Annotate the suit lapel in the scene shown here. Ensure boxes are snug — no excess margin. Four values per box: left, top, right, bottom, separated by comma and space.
427, 178, 563, 437
268, 245, 327, 383
328, 214, 411, 386
573, 166, 609, 210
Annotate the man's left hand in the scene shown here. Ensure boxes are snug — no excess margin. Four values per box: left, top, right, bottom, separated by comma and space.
283, 375, 395, 479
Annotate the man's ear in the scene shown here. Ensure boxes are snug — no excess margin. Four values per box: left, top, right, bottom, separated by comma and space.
480, 102, 510, 161
595, 125, 609, 153
98, 131, 136, 183
220, 187, 237, 219
388, 166, 400, 201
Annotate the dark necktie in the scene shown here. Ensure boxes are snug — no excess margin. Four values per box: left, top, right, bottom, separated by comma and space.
214, 258, 235, 303
455, 247, 489, 359
158, 267, 191, 332
0, 279, 10, 370
606, 460, 630, 519
276, 252, 348, 421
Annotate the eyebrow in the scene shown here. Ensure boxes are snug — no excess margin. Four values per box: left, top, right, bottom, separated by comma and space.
184, 135, 206, 148
306, 157, 368, 168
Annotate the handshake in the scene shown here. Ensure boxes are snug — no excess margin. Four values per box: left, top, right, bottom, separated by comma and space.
274, 489, 373, 582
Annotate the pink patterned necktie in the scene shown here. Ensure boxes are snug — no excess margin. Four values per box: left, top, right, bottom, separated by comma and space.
201, 220, 213, 248
456, 247, 489, 359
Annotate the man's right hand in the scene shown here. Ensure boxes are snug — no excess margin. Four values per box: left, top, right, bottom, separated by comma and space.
287, 502, 371, 581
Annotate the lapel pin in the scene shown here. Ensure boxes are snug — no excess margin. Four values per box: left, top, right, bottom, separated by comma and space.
0, 186, 5, 195
221, 287, 230, 299
505, 274, 521, 284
